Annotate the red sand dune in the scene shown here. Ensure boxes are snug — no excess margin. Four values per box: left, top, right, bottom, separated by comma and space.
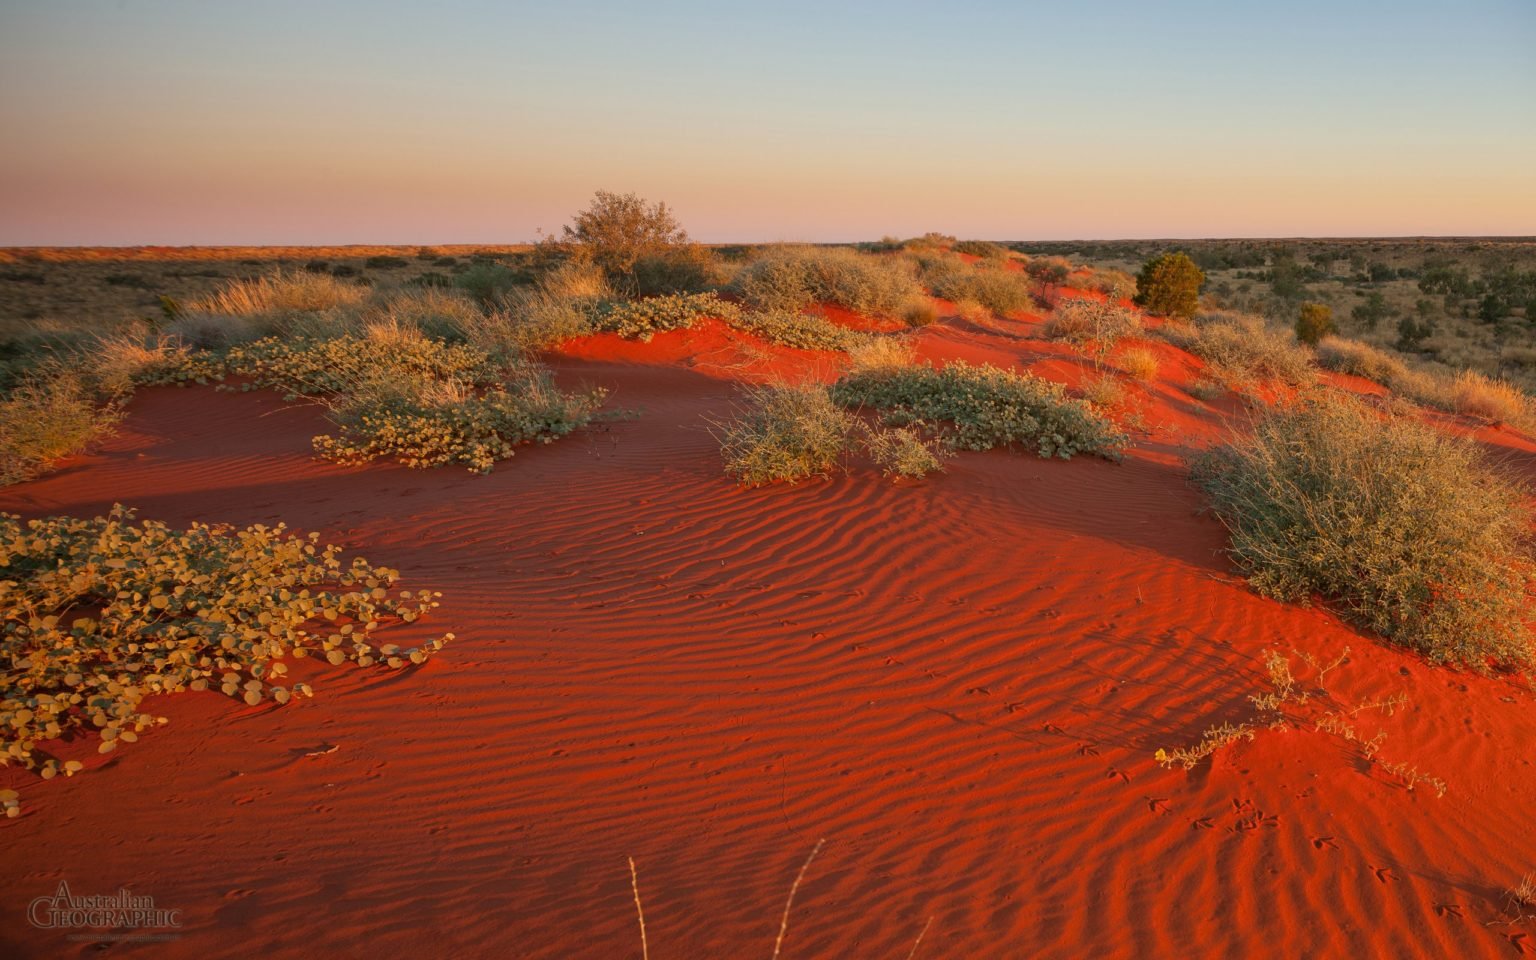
3, 305, 1535, 959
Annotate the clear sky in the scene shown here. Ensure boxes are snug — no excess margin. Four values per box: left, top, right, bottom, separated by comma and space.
2, 0, 1532, 244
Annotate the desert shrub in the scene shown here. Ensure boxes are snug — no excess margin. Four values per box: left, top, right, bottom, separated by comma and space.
467, 262, 610, 353
954, 299, 990, 323
1024, 258, 1072, 303
1314, 336, 1410, 385
847, 336, 916, 373
314, 369, 603, 473
410, 272, 453, 288
1118, 346, 1161, 381
224, 329, 495, 399
915, 255, 1032, 315
595, 292, 742, 341
365, 255, 410, 270
830, 360, 1127, 460
0, 505, 450, 791
901, 298, 939, 327
330, 264, 360, 278
456, 262, 524, 307
1045, 297, 1143, 347
1187, 377, 1225, 402
736, 246, 920, 317
1197, 395, 1532, 669
367, 286, 484, 341
562, 190, 690, 288
861, 423, 946, 478
1450, 370, 1527, 425
717, 382, 853, 486
631, 245, 720, 296
730, 309, 871, 352
1080, 374, 1125, 408
1165, 312, 1316, 386
416, 246, 444, 260
1088, 268, 1137, 300
0, 373, 120, 485
1295, 302, 1335, 345
88, 328, 224, 392
1134, 252, 1205, 319
176, 271, 367, 345
954, 240, 1009, 260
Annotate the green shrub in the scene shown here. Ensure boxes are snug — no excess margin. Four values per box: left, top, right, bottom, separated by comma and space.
466, 262, 610, 354
314, 369, 604, 473
730, 309, 871, 352
224, 329, 495, 399
0, 373, 121, 485
736, 246, 920, 317
595, 292, 742, 341
0, 505, 449, 790
1134, 252, 1205, 319
717, 382, 853, 486
1295, 302, 1335, 345
830, 360, 1127, 459
456, 262, 524, 307
632, 245, 720, 296
562, 190, 691, 288
1197, 395, 1532, 669
365, 255, 410, 270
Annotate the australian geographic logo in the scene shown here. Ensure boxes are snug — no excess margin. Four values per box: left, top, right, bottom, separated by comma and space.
28, 881, 182, 933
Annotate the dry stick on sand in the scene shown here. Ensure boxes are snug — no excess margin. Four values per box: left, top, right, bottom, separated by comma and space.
770, 838, 826, 959
628, 856, 648, 960
906, 915, 935, 960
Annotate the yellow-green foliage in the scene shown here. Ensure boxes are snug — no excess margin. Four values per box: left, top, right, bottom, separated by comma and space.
1451, 370, 1528, 425
736, 245, 921, 317
914, 254, 1033, 314
830, 360, 1127, 460
730, 309, 872, 352
717, 382, 853, 486
595, 292, 742, 340
314, 371, 604, 473
175, 271, 369, 345
0, 506, 450, 797
1197, 395, 1533, 669
1118, 346, 1161, 381
0, 373, 121, 486
224, 330, 496, 398
1163, 312, 1317, 387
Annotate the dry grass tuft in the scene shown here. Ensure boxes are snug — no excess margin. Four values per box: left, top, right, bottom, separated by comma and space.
1118, 346, 1161, 381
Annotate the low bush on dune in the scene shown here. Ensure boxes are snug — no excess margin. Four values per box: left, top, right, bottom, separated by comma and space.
830, 360, 1127, 460
913, 254, 1033, 315
314, 367, 602, 473
594, 291, 742, 340
714, 381, 947, 485
0, 372, 121, 485
1315, 335, 1410, 385
1160, 311, 1316, 388
730, 308, 873, 352
472, 261, 611, 353
1118, 346, 1161, 381
735, 245, 920, 318
0, 505, 450, 800
900, 298, 939, 328
365, 286, 484, 341
716, 382, 854, 486
1087, 267, 1137, 301
1044, 297, 1143, 348
1197, 395, 1533, 670
223, 328, 497, 398
1450, 370, 1528, 426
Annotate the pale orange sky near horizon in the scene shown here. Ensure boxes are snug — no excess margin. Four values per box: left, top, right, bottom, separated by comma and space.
2, 0, 1533, 244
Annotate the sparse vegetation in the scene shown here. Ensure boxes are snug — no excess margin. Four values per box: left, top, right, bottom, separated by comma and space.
830, 360, 1127, 460
1161, 311, 1316, 387
1197, 394, 1533, 669
736, 245, 920, 317
1045, 297, 1144, 353
0, 372, 121, 485
0, 505, 449, 799
595, 292, 742, 341
915, 254, 1033, 315
1118, 346, 1161, 381
716, 382, 854, 486
1295, 301, 1335, 345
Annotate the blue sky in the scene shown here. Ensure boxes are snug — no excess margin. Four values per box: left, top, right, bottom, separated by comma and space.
1, 0, 1532, 243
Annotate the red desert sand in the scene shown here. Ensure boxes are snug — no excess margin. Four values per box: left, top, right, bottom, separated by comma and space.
3, 297, 1536, 959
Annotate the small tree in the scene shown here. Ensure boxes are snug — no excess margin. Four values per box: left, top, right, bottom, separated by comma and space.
1025, 258, 1070, 306
1134, 252, 1204, 319
1295, 302, 1334, 345
1350, 291, 1393, 330
1397, 313, 1435, 350
561, 190, 690, 289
